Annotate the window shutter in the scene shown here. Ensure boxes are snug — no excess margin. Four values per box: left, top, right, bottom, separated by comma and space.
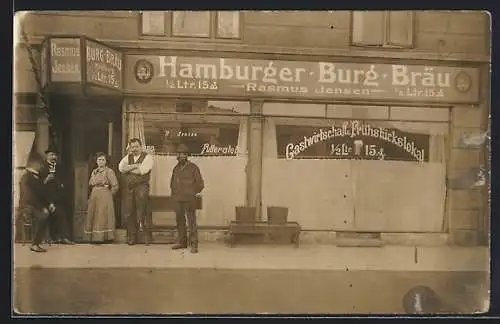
387, 11, 414, 47
141, 11, 166, 35
351, 11, 385, 46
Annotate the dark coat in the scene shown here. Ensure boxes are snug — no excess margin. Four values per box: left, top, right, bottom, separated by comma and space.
170, 160, 204, 201
19, 170, 49, 210
39, 161, 65, 204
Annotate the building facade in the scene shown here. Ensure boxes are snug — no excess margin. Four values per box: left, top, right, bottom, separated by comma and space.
14, 11, 491, 246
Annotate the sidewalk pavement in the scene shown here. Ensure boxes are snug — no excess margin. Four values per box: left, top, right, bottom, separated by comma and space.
13, 243, 489, 272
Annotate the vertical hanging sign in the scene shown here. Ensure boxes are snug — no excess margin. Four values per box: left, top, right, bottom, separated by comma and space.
49, 38, 81, 82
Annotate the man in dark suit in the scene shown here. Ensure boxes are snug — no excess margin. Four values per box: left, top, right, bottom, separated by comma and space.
40, 146, 74, 245
19, 158, 51, 252
170, 144, 204, 253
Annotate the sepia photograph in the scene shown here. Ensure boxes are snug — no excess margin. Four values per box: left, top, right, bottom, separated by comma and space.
12, 10, 491, 315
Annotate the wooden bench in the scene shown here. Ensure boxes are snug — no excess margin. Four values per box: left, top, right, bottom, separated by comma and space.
143, 195, 202, 244
228, 221, 301, 248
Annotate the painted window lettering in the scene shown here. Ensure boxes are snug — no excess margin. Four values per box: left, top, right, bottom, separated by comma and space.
279, 121, 428, 162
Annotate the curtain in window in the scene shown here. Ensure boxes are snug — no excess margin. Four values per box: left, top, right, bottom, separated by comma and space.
127, 112, 146, 152
236, 117, 248, 157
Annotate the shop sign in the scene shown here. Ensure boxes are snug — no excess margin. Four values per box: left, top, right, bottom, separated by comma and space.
49, 38, 81, 82
126, 55, 480, 104
284, 120, 430, 163
86, 40, 123, 89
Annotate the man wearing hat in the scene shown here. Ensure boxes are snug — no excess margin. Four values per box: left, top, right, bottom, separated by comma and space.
170, 144, 204, 253
19, 158, 52, 252
40, 146, 74, 245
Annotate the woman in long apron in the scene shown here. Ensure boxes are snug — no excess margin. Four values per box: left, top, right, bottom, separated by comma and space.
84, 152, 119, 243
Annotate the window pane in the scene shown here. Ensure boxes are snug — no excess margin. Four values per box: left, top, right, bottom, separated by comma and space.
352, 11, 384, 46
134, 100, 249, 156
172, 11, 210, 37
143, 119, 240, 156
217, 11, 240, 38
141, 11, 166, 35
388, 11, 413, 47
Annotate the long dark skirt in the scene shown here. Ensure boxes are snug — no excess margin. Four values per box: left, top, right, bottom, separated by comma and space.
83, 187, 115, 242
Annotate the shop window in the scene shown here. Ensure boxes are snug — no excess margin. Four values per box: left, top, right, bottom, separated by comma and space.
126, 100, 249, 156
141, 11, 241, 39
144, 120, 240, 157
351, 11, 414, 48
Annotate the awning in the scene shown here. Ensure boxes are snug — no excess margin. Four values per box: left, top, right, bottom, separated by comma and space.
13, 131, 35, 167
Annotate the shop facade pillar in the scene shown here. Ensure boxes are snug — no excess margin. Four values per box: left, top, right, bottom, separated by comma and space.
247, 99, 264, 220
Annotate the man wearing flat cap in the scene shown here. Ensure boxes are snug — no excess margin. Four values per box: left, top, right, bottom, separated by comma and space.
40, 146, 74, 245
170, 144, 204, 253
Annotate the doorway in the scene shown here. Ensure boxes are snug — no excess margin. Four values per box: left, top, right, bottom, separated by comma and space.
68, 97, 123, 241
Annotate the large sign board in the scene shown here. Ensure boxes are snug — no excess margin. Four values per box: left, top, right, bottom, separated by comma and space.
126, 55, 480, 104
